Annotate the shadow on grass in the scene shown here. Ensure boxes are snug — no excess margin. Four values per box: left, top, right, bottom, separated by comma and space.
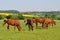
36, 26, 49, 30
36, 26, 42, 29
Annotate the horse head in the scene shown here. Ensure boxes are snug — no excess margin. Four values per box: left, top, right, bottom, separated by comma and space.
3, 18, 7, 26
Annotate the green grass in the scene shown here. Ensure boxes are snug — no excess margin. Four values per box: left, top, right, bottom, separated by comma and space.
0, 20, 60, 40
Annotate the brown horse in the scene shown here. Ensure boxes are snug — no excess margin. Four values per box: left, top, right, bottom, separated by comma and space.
34, 18, 45, 28
3, 19, 22, 31
24, 18, 34, 31
43, 18, 56, 28
33, 18, 56, 28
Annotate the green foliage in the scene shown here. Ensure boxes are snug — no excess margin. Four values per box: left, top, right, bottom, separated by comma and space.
44, 14, 51, 18
51, 14, 56, 19
0, 15, 3, 19
18, 14, 24, 20
0, 12, 60, 20
11, 15, 19, 20
56, 17, 60, 20
5, 15, 12, 19
45, 14, 48, 18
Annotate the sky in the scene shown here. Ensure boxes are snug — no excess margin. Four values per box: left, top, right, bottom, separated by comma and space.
0, 0, 60, 12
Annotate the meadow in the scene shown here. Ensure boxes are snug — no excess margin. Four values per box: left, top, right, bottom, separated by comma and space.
0, 20, 60, 40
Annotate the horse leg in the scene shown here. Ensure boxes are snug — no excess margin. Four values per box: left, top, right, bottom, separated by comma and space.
50, 22, 53, 27
46, 24, 48, 28
36, 22, 38, 28
52, 23, 54, 27
14, 25, 16, 31
42, 23, 45, 28
28, 25, 31, 31
31, 25, 33, 31
7, 25, 10, 31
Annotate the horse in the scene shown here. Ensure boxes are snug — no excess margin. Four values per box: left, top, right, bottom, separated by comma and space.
33, 18, 56, 28
34, 18, 45, 28
49, 19, 56, 27
43, 18, 56, 28
3, 19, 22, 31
24, 18, 34, 31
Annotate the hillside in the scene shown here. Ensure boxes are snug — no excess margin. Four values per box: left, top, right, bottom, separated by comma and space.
0, 10, 20, 14
0, 10, 60, 15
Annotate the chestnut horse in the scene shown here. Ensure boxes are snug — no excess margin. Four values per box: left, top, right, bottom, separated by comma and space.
3, 19, 22, 31
34, 18, 45, 28
33, 18, 56, 28
43, 18, 56, 28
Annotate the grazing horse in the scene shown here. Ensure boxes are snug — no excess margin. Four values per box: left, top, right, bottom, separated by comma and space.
34, 18, 45, 28
43, 18, 56, 28
3, 19, 22, 31
33, 18, 56, 28
49, 20, 56, 27
24, 18, 34, 31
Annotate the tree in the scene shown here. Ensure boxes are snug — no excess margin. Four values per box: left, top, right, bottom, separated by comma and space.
0, 15, 3, 19
18, 14, 24, 20
5, 15, 12, 19
45, 14, 49, 18
51, 14, 56, 19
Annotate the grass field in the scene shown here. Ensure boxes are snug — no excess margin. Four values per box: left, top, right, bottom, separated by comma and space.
0, 20, 60, 40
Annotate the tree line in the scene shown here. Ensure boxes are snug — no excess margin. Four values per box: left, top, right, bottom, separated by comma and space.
0, 10, 60, 20
0, 13, 60, 20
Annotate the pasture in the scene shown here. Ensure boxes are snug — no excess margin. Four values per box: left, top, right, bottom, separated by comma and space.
0, 20, 60, 40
